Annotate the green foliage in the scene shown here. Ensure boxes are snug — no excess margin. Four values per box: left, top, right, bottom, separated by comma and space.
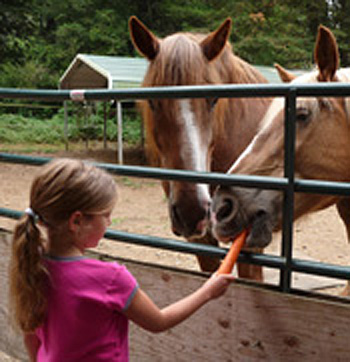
330, 0, 350, 66
0, 114, 64, 144
0, 60, 57, 89
122, 115, 143, 145
225, 2, 314, 68
2, 0, 350, 149
0, 0, 350, 89
0, 1, 35, 64
0, 103, 142, 146
62, 102, 142, 143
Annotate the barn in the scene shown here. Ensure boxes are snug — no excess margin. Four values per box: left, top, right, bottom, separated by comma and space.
59, 54, 148, 89
59, 54, 149, 163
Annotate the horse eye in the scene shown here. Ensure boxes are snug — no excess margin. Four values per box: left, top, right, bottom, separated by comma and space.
148, 99, 162, 111
296, 108, 311, 123
148, 100, 155, 111
207, 98, 218, 110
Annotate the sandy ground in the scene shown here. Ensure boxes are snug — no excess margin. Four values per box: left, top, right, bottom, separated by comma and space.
1, 147, 350, 289
1, 146, 350, 361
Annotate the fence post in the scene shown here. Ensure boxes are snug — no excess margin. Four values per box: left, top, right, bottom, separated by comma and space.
116, 101, 123, 164
64, 100, 69, 151
103, 101, 107, 149
280, 88, 297, 292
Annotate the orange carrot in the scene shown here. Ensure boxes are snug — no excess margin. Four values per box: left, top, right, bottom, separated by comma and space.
217, 229, 248, 275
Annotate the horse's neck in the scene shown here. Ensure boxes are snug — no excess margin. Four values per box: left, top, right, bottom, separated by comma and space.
211, 54, 270, 173
211, 96, 271, 173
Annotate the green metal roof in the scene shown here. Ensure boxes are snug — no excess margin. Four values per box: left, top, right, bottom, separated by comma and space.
59, 53, 304, 89
59, 54, 149, 89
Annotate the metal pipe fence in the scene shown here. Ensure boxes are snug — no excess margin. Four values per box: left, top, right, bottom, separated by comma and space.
1, 83, 350, 293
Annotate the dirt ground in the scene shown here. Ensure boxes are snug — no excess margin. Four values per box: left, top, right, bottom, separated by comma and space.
2, 145, 350, 361
1, 146, 350, 294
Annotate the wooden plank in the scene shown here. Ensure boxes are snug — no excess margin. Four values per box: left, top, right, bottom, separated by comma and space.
104, 256, 350, 362
1, 230, 350, 361
0, 230, 26, 361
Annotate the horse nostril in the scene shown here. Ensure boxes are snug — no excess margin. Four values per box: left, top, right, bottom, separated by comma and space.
171, 204, 181, 223
256, 209, 266, 218
216, 198, 235, 222
170, 204, 183, 235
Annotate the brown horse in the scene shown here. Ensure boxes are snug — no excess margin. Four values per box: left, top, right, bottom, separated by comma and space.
129, 16, 271, 276
212, 25, 350, 291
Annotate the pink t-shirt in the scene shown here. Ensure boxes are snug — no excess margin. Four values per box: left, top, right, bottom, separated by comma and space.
35, 256, 138, 362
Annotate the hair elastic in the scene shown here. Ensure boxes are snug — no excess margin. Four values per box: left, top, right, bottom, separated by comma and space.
24, 207, 38, 222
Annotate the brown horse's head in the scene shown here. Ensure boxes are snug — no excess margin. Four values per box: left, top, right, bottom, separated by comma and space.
212, 25, 350, 247
129, 16, 268, 241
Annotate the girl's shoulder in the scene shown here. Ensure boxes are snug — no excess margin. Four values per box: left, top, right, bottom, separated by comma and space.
44, 255, 127, 276
81, 257, 128, 274
45, 256, 136, 289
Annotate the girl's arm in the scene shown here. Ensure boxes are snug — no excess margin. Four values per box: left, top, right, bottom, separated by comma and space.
23, 332, 40, 362
124, 273, 233, 333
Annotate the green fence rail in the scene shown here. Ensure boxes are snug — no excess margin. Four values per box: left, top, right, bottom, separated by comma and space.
1, 83, 350, 294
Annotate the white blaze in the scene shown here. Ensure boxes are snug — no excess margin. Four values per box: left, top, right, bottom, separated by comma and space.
179, 100, 210, 201
228, 97, 285, 173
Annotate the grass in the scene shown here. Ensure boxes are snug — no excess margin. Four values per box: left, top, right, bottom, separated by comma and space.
0, 114, 64, 144
111, 217, 125, 226
0, 107, 143, 152
119, 177, 144, 189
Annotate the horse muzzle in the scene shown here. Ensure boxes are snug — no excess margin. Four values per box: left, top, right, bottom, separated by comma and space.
170, 200, 210, 239
211, 187, 274, 248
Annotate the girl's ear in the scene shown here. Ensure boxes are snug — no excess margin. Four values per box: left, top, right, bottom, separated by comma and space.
68, 211, 83, 232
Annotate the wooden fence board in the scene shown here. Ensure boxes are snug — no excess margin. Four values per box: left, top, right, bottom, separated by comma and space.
124, 257, 350, 362
1, 230, 350, 361
0, 230, 26, 361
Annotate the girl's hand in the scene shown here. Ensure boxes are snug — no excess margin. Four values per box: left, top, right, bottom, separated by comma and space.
201, 273, 235, 300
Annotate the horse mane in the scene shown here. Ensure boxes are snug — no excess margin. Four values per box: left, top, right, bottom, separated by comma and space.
142, 33, 217, 87
140, 31, 268, 165
143, 32, 267, 87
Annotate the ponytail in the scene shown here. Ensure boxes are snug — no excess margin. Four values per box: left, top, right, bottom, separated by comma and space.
9, 212, 48, 332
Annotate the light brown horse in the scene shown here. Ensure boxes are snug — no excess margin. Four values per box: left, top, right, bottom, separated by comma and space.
129, 16, 271, 277
212, 25, 350, 291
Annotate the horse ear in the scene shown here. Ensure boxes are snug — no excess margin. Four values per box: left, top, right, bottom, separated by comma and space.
314, 25, 339, 81
274, 63, 296, 83
200, 18, 232, 61
129, 16, 160, 60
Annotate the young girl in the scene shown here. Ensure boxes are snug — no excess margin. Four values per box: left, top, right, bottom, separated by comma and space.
9, 158, 234, 362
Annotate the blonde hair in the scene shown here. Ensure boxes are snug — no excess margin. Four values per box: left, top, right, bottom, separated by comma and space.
9, 158, 117, 332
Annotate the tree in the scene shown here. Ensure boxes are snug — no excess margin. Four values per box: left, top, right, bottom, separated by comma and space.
329, 0, 350, 66
220, 1, 314, 68
2, 0, 349, 89
0, 1, 35, 64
